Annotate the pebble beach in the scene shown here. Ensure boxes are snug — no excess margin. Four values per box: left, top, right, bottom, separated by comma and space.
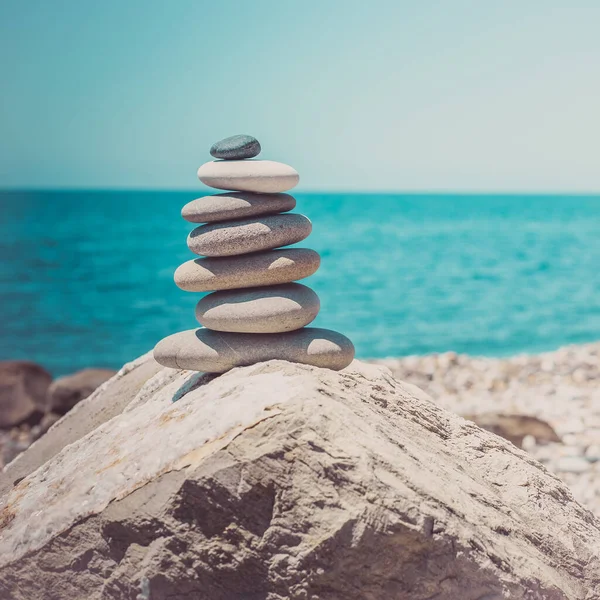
369, 342, 600, 516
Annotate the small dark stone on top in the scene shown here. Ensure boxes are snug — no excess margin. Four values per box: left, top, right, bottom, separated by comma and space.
210, 135, 261, 160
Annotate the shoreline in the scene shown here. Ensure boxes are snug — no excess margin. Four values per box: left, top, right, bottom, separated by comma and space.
367, 337, 600, 363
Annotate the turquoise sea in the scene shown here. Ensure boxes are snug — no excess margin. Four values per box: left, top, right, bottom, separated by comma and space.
1, 191, 599, 376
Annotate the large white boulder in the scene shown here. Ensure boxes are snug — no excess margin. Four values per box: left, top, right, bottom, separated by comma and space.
0, 354, 598, 599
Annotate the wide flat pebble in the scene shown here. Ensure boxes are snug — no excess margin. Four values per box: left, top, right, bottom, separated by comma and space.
181, 192, 296, 224
196, 283, 320, 333
198, 160, 299, 193
210, 135, 261, 160
153, 327, 355, 372
187, 213, 311, 257
174, 248, 320, 292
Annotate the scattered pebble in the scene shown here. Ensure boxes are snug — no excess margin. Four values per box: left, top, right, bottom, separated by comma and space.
556, 456, 590, 474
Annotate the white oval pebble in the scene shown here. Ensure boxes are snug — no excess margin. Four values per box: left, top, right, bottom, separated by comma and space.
197, 160, 299, 193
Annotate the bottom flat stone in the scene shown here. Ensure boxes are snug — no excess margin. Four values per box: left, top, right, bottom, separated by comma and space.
153, 327, 354, 373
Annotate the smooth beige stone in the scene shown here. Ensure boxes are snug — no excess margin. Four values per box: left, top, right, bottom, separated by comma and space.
187, 213, 312, 257
153, 327, 355, 373
196, 283, 320, 333
197, 160, 299, 193
174, 248, 320, 292
181, 192, 296, 223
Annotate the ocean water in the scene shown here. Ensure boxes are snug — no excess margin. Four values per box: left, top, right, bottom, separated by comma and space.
1, 191, 599, 376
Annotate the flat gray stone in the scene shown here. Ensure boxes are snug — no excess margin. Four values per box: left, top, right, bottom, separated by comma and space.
197, 160, 299, 193
210, 134, 261, 160
181, 192, 296, 223
187, 213, 311, 257
153, 327, 355, 372
196, 283, 320, 333
174, 248, 320, 292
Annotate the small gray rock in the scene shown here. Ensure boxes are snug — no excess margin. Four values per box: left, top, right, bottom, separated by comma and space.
210, 135, 261, 160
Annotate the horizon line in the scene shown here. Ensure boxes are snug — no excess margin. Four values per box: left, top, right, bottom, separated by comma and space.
2, 187, 600, 197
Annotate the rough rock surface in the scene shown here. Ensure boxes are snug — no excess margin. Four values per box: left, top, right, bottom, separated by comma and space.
0, 355, 599, 599
47, 368, 117, 414
0, 354, 161, 497
0, 361, 52, 427
370, 344, 600, 515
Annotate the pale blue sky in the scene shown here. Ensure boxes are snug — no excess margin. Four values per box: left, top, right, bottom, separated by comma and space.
1, 0, 599, 191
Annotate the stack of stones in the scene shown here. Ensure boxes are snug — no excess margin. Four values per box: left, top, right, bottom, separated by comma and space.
154, 135, 354, 373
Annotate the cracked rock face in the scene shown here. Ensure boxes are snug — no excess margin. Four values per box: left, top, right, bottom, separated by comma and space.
0, 356, 599, 599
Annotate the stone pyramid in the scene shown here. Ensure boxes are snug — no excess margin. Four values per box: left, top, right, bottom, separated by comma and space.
153, 134, 354, 373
